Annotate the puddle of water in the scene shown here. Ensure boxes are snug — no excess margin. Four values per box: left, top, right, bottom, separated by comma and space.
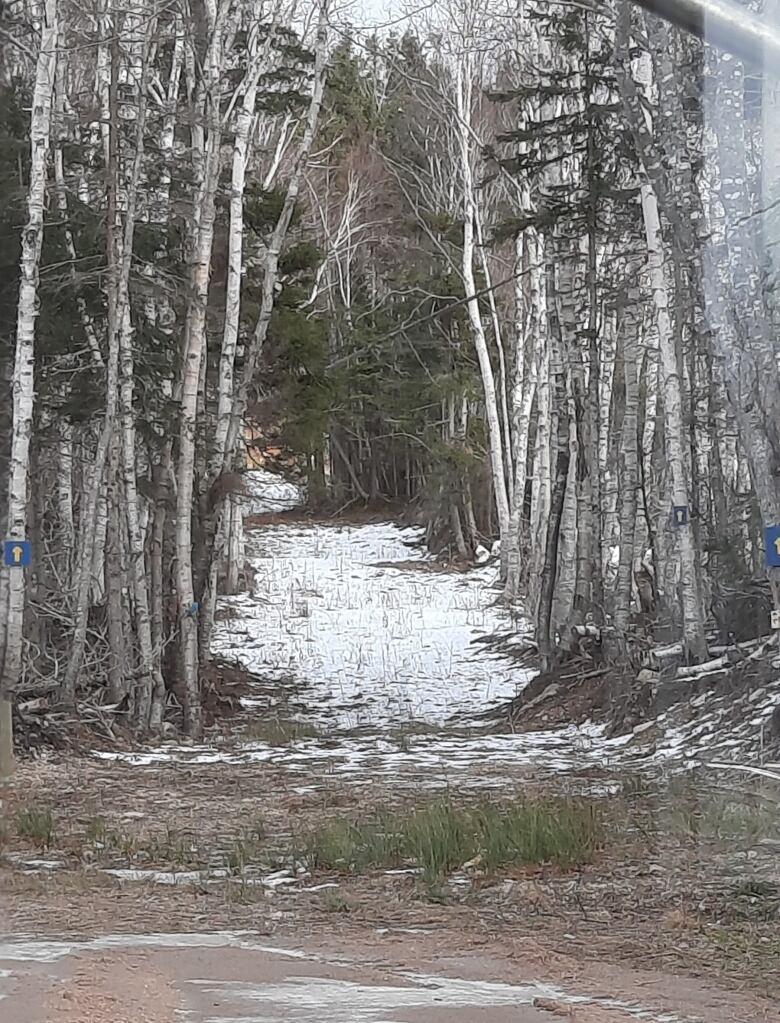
0, 932, 687, 1023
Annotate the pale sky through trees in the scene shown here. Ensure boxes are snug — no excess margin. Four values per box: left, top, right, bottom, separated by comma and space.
341, 0, 419, 32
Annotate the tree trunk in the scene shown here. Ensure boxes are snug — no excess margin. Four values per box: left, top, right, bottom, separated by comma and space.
62, 14, 147, 703
106, 442, 127, 705
614, 286, 641, 644
504, 230, 540, 601
57, 424, 75, 587
537, 245, 571, 672
617, 17, 708, 662
703, 51, 780, 607
176, 1, 235, 736
211, 20, 275, 476
0, 0, 59, 773
223, 0, 331, 466
454, 61, 511, 547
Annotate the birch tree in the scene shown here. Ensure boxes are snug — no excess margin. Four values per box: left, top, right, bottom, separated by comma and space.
61, 5, 151, 708
617, 7, 708, 662
0, 0, 58, 778
453, 54, 511, 548
175, 0, 237, 737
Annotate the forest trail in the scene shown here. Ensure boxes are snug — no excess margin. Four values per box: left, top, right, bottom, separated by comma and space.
3, 0, 780, 1016
93, 505, 778, 782
2, 502, 779, 1022
95, 509, 622, 787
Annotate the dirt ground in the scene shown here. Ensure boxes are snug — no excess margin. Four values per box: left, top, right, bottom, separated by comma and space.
2, 755, 779, 1022
0, 940, 686, 1023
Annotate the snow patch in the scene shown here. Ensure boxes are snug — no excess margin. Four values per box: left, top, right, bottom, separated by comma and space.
188, 970, 685, 1023
212, 520, 532, 732
102, 868, 214, 886
4, 854, 63, 872
0, 933, 308, 964
239, 469, 303, 515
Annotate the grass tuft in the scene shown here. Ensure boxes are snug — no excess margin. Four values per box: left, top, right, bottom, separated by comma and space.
298, 795, 601, 883
319, 889, 353, 913
16, 807, 56, 849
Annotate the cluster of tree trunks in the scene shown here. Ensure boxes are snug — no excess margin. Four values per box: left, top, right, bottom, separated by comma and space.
2, 0, 780, 773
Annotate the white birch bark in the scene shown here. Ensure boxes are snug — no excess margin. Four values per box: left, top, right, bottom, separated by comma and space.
58, 424, 75, 584
90, 488, 108, 604
176, 0, 237, 736
528, 325, 551, 614
119, 301, 163, 731
475, 206, 513, 497
53, 141, 104, 368
62, 10, 149, 703
453, 61, 511, 546
537, 234, 571, 670
637, 124, 707, 658
504, 229, 541, 600
617, 20, 708, 662
614, 287, 641, 642
211, 16, 271, 477
0, 0, 58, 777
106, 437, 127, 705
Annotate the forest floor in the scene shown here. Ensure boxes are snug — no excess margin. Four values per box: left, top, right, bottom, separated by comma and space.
2, 495, 780, 1021
2, 753, 779, 1021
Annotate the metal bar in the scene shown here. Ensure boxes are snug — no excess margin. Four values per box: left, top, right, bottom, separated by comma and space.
630, 0, 780, 69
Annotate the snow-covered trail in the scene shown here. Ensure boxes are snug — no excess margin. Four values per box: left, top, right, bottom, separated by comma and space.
95, 501, 633, 787
93, 473, 779, 783
212, 519, 530, 732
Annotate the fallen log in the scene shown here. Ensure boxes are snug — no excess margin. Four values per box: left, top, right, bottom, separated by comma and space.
675, 651, 741, 679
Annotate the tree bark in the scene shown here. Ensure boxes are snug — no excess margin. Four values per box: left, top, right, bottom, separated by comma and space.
614, 286, 641, 644
0, 0, 59, 774
62, 12, 147, 704
453, 60, 511, 547
504, 230, 540, 600
616, 13, 708, 662
537, 239, 571, 672
223, 0, 331, 466
176, 0, 236, 736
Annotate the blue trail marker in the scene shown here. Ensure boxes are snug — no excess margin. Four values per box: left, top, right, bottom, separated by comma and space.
671, 505, 689, 527
3, 539, 31, 568
765, 525, 780, 568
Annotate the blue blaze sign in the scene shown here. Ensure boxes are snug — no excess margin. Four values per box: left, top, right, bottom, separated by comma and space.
671, 505, 689, 527
3, 539, 31, 568
765, 525, 780, 568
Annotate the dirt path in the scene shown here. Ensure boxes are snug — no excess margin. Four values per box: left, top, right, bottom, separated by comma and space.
0, 931, 773, 1023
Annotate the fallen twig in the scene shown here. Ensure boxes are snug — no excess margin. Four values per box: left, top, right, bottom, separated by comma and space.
706, 761, 780, 785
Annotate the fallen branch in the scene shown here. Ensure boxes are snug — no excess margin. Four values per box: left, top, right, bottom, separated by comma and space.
675, 653, 738, 679
706, 761, 780, 785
